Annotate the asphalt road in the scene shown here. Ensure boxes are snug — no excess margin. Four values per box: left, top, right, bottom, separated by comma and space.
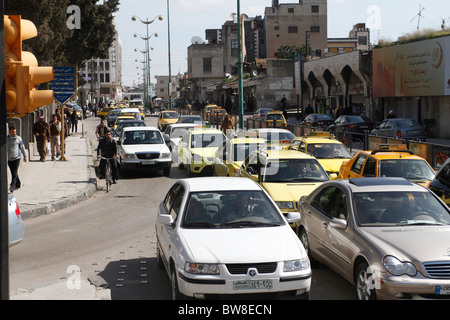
9, 113, 355, 300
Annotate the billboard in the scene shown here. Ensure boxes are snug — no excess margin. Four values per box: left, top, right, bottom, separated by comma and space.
373, 36, 450, 97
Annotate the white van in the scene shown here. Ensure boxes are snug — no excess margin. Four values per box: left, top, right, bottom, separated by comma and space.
120, 108, 141, 120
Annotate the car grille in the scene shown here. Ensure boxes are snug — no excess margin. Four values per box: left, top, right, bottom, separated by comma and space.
136, 152, 160, 160
423, 261, 450, 279
226, 263, 277, 275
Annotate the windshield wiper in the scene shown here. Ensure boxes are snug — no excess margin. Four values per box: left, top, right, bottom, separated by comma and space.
219, 221, 280, 228
182, 222, 217, 228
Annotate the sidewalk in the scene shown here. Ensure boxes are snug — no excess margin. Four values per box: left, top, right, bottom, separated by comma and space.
7, 131, 110, 300
9, 132, 97, 220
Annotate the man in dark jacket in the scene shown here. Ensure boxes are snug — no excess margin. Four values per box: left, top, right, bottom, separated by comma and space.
32, 115, 51, 162
96, 130, 119, 183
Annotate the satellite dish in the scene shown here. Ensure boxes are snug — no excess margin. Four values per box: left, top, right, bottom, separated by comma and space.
191, 36, 203, 44
225, 73, 232, 79
252, 70, 259, 77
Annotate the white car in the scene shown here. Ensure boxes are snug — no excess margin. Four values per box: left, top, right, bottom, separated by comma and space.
9, 194, 24, 247
156, 177, 311, 299
163, 123, 197, 163
117, 126, 172, 176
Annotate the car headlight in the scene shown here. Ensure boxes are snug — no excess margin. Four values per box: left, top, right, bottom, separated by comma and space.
185, 262, 220, 275
123, 153, 136, 159
192, 153, 203, 163
383, 256, 417, 276
276, 201, 294, 209
284, 258, 310, 272
160, 152, 171, 159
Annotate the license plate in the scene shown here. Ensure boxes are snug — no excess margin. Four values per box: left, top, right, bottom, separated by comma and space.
142, 160, 155, 165
436, 285, 450, 295
233, 280, 273, 290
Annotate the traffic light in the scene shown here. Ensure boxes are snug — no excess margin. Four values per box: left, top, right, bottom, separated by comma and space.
4, 15, 53, 116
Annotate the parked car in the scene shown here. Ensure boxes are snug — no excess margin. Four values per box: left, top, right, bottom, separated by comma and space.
328, 115, 373, 134
156, 177, 311, 299
300, 113, 335, 129
371, 118, 426, 141
297, 177, 450, 300
8, 194, 24, 247
117, 127, 172, 176
429, 158, 450, 206
264, 111, 287, 128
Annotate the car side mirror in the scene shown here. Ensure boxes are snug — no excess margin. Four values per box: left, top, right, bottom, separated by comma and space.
330, 218, 347, 230
163, 134, 170, 142
158, 214, 174, 226
286, 212, 300, 224
329, 173, 338, 180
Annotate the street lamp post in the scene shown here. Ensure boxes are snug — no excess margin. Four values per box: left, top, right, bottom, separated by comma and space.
237, 0, 244, 129
167, 0, 173, 109
132, 15, 162, 107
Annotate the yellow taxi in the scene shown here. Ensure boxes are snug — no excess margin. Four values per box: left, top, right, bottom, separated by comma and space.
157, 110, 180, 132
98, 106, 115, 119
213, 136, 266, 177
177, 127, 226, 176
113, 116, 136, 130
338, 144, 436, 187
264, 110, 287, 128
288, 131, 351, 178
238, 148, 330, 227
204, 104, 219, 114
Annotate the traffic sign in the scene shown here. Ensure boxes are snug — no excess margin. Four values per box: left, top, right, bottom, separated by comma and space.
50, 65, 76, 104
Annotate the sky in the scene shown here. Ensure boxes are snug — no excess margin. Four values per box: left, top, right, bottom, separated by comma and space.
113, 0, 450, 87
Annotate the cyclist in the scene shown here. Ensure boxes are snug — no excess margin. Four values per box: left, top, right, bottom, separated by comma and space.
96, 119, 109, 139
97, 130, 119, 183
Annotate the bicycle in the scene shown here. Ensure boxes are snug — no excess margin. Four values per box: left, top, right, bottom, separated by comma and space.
100, 156, 115, 192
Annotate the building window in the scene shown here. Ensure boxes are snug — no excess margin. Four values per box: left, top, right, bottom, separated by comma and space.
358, 36, 368, 45
288, 26, 298, 34
311, 5, 319, 13
203, 57, 212, 73
310, 26, 320, 33
288, 8, 294, 13
105, 62, 110, 71
100, 74, 104, 83
105, 73, 110, 83
274, 26, 279, 31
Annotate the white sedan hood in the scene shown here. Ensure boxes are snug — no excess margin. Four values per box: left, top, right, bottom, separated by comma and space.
121, 144, 169, 154
180, 227, 306, 264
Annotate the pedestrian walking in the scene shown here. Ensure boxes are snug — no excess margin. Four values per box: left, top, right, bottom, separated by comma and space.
49, 114, 61, 160
32, 115, 51, 162
7, 125, 27, 192
71, 109, 78, 133
221, 114, 234, 138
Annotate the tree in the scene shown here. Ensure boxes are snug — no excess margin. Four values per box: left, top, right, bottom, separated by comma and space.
274, 44, 310, 59
5, 0, 120, 67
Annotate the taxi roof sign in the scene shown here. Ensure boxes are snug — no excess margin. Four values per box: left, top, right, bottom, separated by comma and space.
378, 144, 407, 150
305, 131, 334, 138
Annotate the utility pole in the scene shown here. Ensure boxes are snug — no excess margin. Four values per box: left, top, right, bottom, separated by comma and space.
0, 0, 10, 300
237, 0, 244, 129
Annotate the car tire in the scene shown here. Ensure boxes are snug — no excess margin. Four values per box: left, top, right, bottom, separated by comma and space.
163, 167, 171, 176
298, 228, 319, 267
354, 262, 377, 300
156, 242, 164, 270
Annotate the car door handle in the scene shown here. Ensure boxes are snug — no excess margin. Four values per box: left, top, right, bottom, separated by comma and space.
307, 210, 312, 216
322, 222, 329, 228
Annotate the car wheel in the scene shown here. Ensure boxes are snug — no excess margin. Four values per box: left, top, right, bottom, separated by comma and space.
163, 167, 171, 176
171, 268, 184, 300
298, 228, 318, 267
187, 164, 192, 177
156, 242, 164, 269
355, 262, 377, 300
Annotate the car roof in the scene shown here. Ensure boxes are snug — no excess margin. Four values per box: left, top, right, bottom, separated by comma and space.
251, 128, 292, 133
189, 128, 224, 134
340, 177, 427, 193
122, 126, 159, 132
167, 123, 197, 128
183, 177, 262, 192
117, 120, 145, 123
355, 150, 424, 160
229, 137, 267, 144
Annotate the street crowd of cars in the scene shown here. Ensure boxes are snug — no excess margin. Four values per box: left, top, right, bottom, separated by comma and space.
136, 104, 449, 300
95, 101, 449, 301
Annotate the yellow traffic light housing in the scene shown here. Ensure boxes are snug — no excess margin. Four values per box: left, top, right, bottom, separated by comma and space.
4, 15, 53, 116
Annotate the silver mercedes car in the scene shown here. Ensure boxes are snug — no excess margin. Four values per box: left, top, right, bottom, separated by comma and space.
8, 194, 24, 247
297, 177, 450, 300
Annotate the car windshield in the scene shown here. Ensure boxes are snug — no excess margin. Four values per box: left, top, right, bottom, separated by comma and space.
315, 114, 333, 120
308, 143, 352, 159
266, 114, 284, 120
179, 116, 202, 123
257, 131, 295, 143
379, 159, 435, 180
232, 143, 266, 161
181, 191, 285, 228
171, 128, 190, 139
123, 130, 163, 145
345, 116, 365, 123
163, 112, 179, 119
263, 159, 329, 183
354, 191, 450, 227
191, 133, 224, 148
108, 110, 121, 117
